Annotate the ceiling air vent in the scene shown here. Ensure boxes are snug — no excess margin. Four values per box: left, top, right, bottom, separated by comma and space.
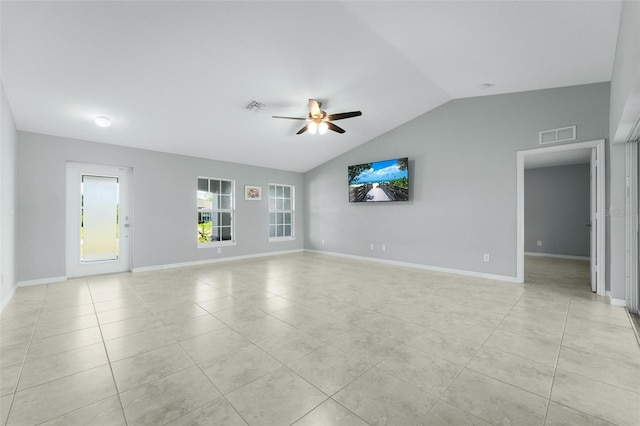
539, 126, 576, 145
245, 100, 266, 112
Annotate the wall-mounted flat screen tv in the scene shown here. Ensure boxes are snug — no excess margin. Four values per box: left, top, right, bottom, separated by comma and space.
348, 157, 409, 202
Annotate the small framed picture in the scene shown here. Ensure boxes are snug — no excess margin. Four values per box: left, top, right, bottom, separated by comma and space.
245, 185, 262, 200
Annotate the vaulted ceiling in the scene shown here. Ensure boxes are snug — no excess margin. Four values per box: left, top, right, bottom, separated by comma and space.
1, 1, 621, 172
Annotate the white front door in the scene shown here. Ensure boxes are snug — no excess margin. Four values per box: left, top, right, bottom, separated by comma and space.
66, 163, 131, 277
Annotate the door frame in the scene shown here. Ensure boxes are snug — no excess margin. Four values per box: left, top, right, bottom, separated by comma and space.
625, 140, 639, 313
66, 162, 133, 277
516, 139, 606, 295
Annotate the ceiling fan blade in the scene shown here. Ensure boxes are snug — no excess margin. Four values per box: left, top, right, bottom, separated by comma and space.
326, 111, 362, 121
272, 115, 307, 120
327, 122, 346, 134
309, 99, 321, 117
296, 124, 309, 135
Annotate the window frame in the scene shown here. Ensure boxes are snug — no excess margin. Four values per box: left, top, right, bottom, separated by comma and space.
268, 183, 295, 242
197, 176, 236, 248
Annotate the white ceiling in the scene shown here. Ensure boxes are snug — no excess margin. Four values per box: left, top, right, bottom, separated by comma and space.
0, 1, 621, 173
524, 148, 592, 169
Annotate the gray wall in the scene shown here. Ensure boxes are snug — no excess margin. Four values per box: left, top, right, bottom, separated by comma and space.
1, 83, 18, 308
524, 164, 590, 257
17, 132, 304, 282
608, 1, 640, 301
304, 83, 610, 279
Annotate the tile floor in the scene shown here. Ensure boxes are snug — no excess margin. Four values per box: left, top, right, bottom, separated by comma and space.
1, 253, 639, 425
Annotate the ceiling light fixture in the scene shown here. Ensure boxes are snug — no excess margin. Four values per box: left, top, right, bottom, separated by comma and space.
273, 99, 362, 135
94, 116, 112, 127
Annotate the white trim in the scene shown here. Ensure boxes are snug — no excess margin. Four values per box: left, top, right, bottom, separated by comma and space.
304, 249, 520, 283
132, 249, 303, 273
604, 291, 626, 307
269, 237, 296, 243
625, 140, 639, 314
517, 139, 606, 296
0, 285, 17, 312
610, 297, 627, 307
198, 241, 237, 249
524, 252, 590, 261
17, 276, 67, 287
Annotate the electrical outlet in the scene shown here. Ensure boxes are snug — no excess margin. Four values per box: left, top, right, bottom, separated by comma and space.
537, 240, 542, 247
381, 244, 386, 252
217, 247, 222, 254
369, 243, 374, 251
483, 253, 490, 262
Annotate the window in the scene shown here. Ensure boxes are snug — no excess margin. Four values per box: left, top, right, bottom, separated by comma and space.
269, 184, 294, 240
197, 177, 235, 246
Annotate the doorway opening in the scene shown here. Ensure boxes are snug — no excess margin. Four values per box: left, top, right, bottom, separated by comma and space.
517, 139, 606, 295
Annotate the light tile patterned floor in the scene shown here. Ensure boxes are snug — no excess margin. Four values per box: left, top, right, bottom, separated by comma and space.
1, 253, 638, 425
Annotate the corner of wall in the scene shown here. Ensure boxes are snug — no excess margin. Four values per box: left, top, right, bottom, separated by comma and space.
1, 81, 19, 312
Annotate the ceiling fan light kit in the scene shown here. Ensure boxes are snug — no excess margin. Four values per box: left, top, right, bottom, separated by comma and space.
272, 99, 362, 135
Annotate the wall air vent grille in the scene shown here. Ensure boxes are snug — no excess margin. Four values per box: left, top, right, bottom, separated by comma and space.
539, 126, 576, 145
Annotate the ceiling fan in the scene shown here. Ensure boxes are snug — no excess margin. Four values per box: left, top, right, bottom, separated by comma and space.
272, 99, 362, 135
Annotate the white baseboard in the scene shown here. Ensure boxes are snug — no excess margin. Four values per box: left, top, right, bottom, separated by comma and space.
17, 276, 67, 287
304, 249, 520, 283
525, 252, 590, 261
132, 249, 304, 273
606, 291, 627, 306
0, 284, 17, 313
609, 296, 627, 307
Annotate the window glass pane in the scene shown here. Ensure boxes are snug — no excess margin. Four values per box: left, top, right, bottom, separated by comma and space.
198, 221, 212, 242
221, 227, 231, 241
277, 198, 284, 210
284, 225, 291, 237
198, 211, 209, 223
198, 178, 209, 192
283, 199, 291, 210
269, 198, 276, 210
269, 185, 276, 197
276, 186, 283, 197
269, 213, 276, 226
211, 226, 220, 241
269, 225, 276, 238
277, 225, 284, 237
221, 212, 231, 226
81, 175, 118, 262
210, 180, 221, 194
284, 213, 291, 225
220, 195, 231, 210
221, 180, 232, 194
284, 186, 291, 198
210, 196, 218, 209
277, 213, 284, 225
197, 191, 212, 209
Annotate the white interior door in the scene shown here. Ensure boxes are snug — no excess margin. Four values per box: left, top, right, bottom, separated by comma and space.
590, 148, 597, 292
66, 163, 131, 277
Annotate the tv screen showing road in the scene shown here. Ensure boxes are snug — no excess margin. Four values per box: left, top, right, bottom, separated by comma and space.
348, 158, 409, 202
